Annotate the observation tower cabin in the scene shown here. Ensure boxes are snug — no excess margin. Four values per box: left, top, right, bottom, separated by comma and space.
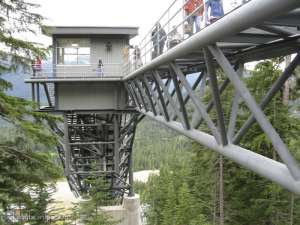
26, 26, 138, 112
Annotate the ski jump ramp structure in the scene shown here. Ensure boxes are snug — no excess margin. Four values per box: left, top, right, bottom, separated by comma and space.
26, 0, 300, 211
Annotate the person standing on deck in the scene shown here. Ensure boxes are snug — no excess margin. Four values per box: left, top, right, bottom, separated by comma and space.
151, 23, 167, 59
184, 0, 204, 35
34, 57, 42, 76
97, 59, 103, 77
122, 45, 131, 74
204, 0, 224, 25
133, 45, 143, 69
168, 26, 182, 49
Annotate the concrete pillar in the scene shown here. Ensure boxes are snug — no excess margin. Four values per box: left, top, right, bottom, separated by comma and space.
100, 194, 142, 225
123, 195, 142, 225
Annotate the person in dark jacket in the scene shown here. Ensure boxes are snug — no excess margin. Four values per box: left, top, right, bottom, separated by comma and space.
151, 23, 167, 59
205, 0, 224, 25
97, 59, 103, 76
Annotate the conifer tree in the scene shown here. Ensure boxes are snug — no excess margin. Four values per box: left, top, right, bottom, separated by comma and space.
0, 1, 62, 223
0, 0, 57, 145
136, 59, 300, 225
69, 176, 118, 225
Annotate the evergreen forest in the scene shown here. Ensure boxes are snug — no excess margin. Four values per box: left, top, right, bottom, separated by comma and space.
0, 0, 300, 225
133, 60, 300, 225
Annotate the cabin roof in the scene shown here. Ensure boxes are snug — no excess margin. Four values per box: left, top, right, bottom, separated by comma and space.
43, 26, 139, 39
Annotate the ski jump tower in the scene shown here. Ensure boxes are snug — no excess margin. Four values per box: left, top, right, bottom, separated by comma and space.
26, 26, 141, 204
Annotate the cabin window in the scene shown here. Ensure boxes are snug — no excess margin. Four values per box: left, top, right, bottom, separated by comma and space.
57, 38, 91, 65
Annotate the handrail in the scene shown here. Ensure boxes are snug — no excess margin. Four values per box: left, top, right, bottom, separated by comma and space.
31, 63, 124, 78
140, 2, 205, 62
124, 0, 251, 76
124, 0, 299, 80
138, 0, 179, 47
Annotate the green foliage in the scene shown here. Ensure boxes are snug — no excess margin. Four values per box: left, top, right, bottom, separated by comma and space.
142, 165, 212, 225
0, 0, 47, 69
0, 0, 59, 147
23, 184, 59, 225
135, 59, 300, 225
133, 117, 193, 171
0, 1, 63, 224
68, 176, 119, 225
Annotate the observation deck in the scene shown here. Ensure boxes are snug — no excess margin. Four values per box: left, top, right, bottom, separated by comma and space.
26, 26, 138, 112
25, 0, 300, 198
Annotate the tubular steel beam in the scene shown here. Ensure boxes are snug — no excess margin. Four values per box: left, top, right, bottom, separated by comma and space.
227, 64, 244, 141
185, 72, 204, 104
151, 74, 171, 121
124, 0, 300, 81
170, 69, 191, 130
132, 80, 149, 112
31, 83, 35, 102
142, 76, 164, 117
255, 24, 293, 37
203, 48, 228, 146
142, 111, 300, 195
126, 116, 139, 197
169, 62, 221, 143
43, 83, 53, 107
208, 44, 300, 180
153, 70, 188, 129
129, 81, 145, 110
140, 78, 158, 115
63, 115, 71, 176
192, 78, 230, 129
126, 83, 141, 109
36, 83, 40, 108
135, 79, 152, 113
114, 115, 120, 174
233, 53, 300, 143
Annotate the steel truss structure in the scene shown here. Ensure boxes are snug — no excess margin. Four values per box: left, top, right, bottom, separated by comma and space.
51, 112, 139, 201
26, 0, 300, 198
124, 0, 300, 194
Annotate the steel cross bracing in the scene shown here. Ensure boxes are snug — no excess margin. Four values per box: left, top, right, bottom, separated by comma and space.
25, 0, 300, 198
51, 113, 139, 201
123, 0, 300, 194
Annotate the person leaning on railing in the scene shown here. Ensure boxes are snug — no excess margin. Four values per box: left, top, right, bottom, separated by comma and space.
184, 0, 204, 36
31, 57, 42, 77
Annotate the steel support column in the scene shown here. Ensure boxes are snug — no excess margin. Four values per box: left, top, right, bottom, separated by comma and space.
114, 115, 120, 175
63, 114, 71, 176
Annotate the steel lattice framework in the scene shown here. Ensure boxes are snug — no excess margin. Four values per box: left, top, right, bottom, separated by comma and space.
123, 0, 300, 194
50, 112, 140, 200
26, 0, 300, 198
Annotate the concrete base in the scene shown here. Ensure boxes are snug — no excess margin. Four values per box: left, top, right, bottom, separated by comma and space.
101, 195, 142, 225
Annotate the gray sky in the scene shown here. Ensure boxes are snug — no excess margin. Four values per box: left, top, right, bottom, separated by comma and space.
33, 0, 177, 45
32, 0, 237, 46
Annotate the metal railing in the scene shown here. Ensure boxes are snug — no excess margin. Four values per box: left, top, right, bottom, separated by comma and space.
124, 0, 250, 75
31, 63, 124, 78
